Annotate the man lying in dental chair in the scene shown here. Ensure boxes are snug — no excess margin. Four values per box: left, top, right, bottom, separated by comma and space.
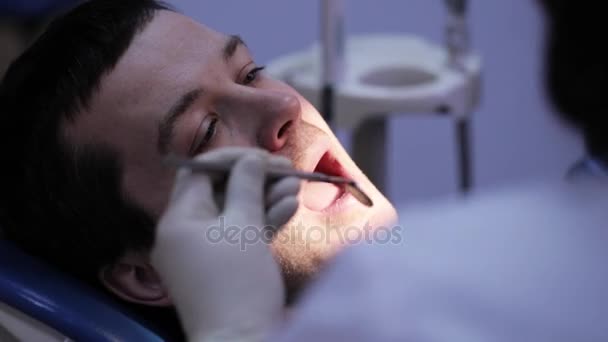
150, 0, 608, 340
2, 0, 607, 340
0, 0, 397, 338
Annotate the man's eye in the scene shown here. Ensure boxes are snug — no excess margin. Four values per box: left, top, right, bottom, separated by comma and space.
190, 117, 219, 155
243, 66, 266, 85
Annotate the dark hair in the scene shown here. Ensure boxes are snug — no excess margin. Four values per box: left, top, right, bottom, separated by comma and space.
0, 0, 171, 284
540, 0, 608, 160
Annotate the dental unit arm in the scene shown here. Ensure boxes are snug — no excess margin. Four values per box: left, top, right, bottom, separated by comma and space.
267, 0, 481, 194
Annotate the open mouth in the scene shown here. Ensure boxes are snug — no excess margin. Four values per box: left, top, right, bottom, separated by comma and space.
302, 151, 350, 212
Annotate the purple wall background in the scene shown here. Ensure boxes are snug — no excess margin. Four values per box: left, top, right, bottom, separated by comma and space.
168, 0, 583, 205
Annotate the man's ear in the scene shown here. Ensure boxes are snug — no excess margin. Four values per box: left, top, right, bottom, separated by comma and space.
98, 252, 172, 307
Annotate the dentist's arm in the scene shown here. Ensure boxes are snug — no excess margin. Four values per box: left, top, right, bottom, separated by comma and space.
151, 148, 300, 341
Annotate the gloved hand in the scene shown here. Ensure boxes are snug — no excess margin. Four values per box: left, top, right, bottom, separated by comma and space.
151, 147, 300, 341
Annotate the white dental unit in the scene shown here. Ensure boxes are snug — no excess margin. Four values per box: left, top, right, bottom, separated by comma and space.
267, 0, 481, 193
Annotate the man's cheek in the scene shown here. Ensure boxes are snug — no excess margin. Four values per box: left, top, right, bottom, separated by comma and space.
301, 104, 332, 134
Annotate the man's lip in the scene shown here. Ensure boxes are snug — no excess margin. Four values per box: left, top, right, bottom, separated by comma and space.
299, 140, 331, 174
301, 142, 352, 180
301, 149, 356, 213
320, 185, 355, 214
313, 151, 349, 178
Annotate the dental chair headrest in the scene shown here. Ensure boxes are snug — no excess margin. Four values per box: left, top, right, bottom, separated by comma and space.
0, 238, 168, 341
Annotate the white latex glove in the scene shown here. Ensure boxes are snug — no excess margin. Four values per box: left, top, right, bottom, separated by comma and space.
151, 147, 300, 342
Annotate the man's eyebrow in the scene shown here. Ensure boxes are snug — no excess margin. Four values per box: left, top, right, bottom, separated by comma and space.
157, 88, 203, 154
223, 34, 246, 61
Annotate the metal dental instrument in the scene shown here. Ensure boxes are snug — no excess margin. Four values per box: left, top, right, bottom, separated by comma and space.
164, 154, 374, 207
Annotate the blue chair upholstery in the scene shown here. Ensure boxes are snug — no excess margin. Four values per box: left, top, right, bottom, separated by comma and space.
0, 239, 167, 341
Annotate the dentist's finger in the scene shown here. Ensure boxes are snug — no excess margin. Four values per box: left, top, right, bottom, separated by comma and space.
266, 154, 293, 170
168, 168, 218, 219
191, 147, 270, 183
266, 177, 301, 209
266, 196, 299, 230
224, 154, 267, 224
193, 147, 269, 163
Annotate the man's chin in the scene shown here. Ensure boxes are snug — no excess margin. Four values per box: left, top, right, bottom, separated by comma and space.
270, 201, 398, 303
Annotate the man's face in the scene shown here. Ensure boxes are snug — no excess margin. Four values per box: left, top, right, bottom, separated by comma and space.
64, 11, 397, 290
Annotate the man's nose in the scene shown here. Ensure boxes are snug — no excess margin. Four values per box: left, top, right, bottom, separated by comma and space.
257, 92, 301, 152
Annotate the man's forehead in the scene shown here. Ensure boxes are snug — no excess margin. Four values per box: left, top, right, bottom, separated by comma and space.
123, 10, 225, 68
95, 11, 226, 111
